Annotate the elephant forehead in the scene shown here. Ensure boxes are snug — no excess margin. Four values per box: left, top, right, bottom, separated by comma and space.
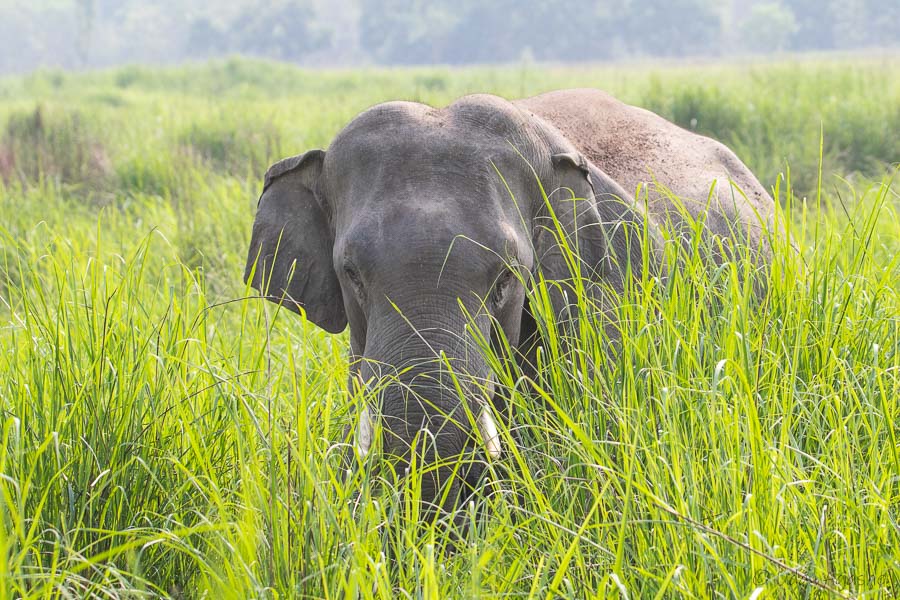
329, 103, 536, 179
333, 181, 531, 286
343, 206, 503, 265
336, 136, 501, 184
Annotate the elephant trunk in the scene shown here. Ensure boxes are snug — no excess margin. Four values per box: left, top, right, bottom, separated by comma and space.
357, 310, 500, 519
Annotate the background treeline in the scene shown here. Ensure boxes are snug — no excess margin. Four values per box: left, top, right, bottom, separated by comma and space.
2, 0, 899, 74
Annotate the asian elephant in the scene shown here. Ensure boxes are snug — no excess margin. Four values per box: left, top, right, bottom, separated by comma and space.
243, 88, 776, 527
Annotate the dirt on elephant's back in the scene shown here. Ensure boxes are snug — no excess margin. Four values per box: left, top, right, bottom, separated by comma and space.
517, 91, 682, 190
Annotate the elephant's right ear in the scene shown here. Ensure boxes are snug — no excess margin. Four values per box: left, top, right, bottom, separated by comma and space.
244, 150, 348, 333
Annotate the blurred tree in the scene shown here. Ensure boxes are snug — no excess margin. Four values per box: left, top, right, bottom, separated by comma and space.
447, 0, 617, 63
229, 0, 330, 61
618, 0, 722, 57
360, 0, 617, 64
830, 0, 868, 49
739, 2, 798, 53
359, 0, 460, 64
441, 0, 532, 64
0, 3, 79, 73
76, 0, 96, 66
186, 18, 227, 58
863, 0, 900, 48
783, 0, 836, 50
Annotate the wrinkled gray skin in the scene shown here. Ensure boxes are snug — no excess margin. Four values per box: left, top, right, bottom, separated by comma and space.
244, 89, 775, 526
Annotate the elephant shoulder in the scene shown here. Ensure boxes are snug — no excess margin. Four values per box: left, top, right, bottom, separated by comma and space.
514, 88, 636, 134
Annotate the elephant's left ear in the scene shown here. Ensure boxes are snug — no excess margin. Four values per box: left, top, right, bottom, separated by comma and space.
533, 152, 648, 316
533, 151, 607, 282
551, 152, 595, 194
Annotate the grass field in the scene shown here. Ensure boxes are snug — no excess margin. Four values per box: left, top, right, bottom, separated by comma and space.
0, 56, 898, 598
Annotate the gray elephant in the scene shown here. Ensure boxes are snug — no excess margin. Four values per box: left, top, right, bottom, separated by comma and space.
244, 88, 776, 527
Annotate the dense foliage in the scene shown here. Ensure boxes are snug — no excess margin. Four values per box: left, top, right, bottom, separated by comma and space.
0, 58, 898, 598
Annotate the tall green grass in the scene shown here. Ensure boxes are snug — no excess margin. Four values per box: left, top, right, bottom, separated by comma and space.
2, 55, 899, 196
0, 57, 898, 598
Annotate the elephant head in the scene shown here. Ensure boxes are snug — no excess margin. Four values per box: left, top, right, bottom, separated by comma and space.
244, 94, 651, 524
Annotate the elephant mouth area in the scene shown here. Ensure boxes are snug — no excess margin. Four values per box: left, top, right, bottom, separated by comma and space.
354, 392, 502, 461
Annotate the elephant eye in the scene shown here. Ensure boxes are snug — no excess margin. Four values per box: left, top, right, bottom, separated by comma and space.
490, 269, 516, 308
344, 264, 365, 297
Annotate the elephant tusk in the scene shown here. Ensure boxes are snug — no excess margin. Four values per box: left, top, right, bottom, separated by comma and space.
477, 405, 502, 459
357, 404, 373, 458
354, 372, 374, 458
477, 375, 502, 459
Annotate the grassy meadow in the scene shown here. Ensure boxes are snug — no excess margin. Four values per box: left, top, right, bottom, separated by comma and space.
0, 56, 898, 598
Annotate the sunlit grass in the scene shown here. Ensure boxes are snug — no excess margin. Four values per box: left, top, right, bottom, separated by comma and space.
0, 58, 898, 598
